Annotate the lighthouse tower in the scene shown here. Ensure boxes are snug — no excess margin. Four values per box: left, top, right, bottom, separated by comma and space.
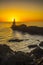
13, 19, 16, 26
12, 19, 16, 26
12, 19, 16, 28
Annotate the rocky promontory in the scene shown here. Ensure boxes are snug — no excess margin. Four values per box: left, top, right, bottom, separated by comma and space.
11, 21, 43, 35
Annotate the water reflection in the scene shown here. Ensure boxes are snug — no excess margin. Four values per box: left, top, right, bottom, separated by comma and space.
0, 27, 43, 52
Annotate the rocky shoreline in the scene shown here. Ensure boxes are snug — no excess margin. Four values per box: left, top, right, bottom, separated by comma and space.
0, 42, 43, 65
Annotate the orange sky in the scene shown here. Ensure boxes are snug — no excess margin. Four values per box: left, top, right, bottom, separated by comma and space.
0, 0, 43, 22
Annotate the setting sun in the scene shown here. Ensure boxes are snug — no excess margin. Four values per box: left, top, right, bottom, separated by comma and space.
6, 17, 20, 22
11, 17, 20, 22
0, 0, 43, 23
12, 18, 15, 22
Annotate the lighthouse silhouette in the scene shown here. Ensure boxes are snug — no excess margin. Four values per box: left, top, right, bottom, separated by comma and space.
13, 19, 16, 26
12, 19, 16, 28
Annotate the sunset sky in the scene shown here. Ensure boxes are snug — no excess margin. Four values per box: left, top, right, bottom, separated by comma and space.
0, 0, 43, 22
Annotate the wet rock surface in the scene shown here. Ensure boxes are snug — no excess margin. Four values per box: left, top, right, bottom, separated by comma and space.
0, 43, 43, 65
39, 42, 43, 47
8, 39, 29, 42
28, 45, 37, 48
8, 39, 24, 42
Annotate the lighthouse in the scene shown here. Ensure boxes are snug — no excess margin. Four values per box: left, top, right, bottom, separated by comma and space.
13, 19, 16, 26
12, 19, 16, 28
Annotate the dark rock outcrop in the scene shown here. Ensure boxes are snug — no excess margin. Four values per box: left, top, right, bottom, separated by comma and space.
28, 45, 37, 48
11, 22, 43, 35
0, 44, 43, 65
8, 39, 23, 42
0, 44, 14, 65
27, 26, 43, 35
28, 41, 43, 49
8, 39, 29, 42
39, 41, 43, 47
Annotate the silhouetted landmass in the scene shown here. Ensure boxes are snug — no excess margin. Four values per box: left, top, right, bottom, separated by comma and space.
11, 22, 43, 35
0, 42, 43, 65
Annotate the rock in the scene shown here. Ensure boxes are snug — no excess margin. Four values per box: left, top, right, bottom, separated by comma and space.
0, 44, 14, 65
8, 39, 29, 42
8, 39, 24, 42
39, 41, 43, 47
11, 22, 43, 35
0, 44, 43, 65
28, 45, 37, 48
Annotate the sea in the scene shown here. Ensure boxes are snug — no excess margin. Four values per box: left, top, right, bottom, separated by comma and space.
0, 22, 43, 52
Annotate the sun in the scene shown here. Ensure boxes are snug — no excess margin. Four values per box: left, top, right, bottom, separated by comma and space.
12, 18, 15, 22
12, 17, 19, 22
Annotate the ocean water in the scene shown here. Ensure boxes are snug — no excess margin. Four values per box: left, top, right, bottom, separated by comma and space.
0, 22, 43, 52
